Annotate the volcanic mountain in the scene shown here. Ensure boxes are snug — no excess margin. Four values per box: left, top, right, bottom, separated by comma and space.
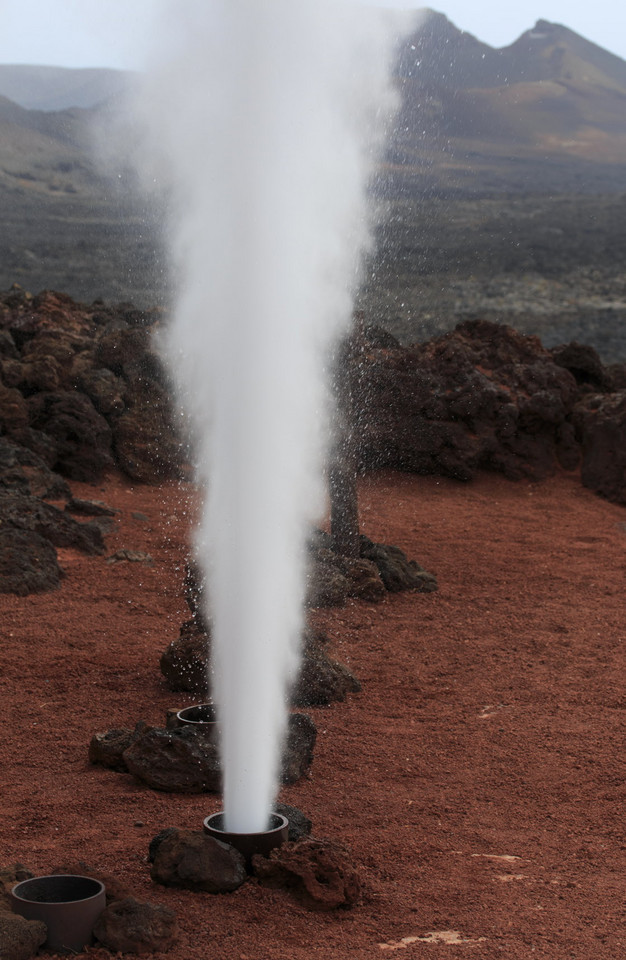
1, 10, 626, 311
0, 64, 130, 111
388, 11, 626, 194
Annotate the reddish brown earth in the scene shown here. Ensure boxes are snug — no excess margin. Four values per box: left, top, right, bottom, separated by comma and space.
2, 469, 625, 959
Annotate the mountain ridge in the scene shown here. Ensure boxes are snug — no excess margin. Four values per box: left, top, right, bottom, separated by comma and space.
0, 64, 132, 112
1, 9, 626, 320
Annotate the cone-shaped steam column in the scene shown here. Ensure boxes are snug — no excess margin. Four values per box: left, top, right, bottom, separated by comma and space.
133, 0, 412, 833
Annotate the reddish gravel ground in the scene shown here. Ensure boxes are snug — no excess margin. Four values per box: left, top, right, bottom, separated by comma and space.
1, 468, 625, 960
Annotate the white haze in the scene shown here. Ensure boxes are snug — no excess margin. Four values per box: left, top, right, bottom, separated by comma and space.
131, 0, 415, 833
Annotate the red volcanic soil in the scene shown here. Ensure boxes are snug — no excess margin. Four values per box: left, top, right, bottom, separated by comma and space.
2, 469, 625, 959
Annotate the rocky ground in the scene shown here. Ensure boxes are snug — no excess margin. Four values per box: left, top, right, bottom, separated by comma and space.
0, 285, 624, 958
3, 180, 626, 363
1, 467, 624, 959
358, 193, 626, 363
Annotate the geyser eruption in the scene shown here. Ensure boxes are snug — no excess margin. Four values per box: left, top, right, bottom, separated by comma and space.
137, 0, 405, 833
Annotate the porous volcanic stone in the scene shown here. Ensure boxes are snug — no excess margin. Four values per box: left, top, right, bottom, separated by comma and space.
306, 552, 352, 607
78, 367, 125, 416
27, 390, 113, 482
353, 319, 580, 481
305, 529, 434, 604
88, 722, 150, 772
148, 829, 178, 864
551, 341, 613, 391
65, 496, 117, 517
150, 829, 247, 893
95, 325, 152, 376
274, 804, 313, 843
122, 727, 221, 793
253, 838, 361, 910
116, 713, 315, 791
0, 908, 47, 960
359, 536, 437, 593
575, 390, 626, 504
93, 896, 178, 955
291, 630, 361, 707
0, 491, 104, 555
161, 620, 361, 708
0, 436, 68, 500
160, 618, 209, 696
305, 538, 386, 607
281, 713, 317, 784
112, 405, 182, 484
0, 383, 29, 436
0, 526, 61, 595
0, 865, 34, 900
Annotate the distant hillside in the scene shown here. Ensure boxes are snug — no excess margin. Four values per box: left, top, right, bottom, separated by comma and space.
0, 64, 132, 112
387, 11, 626, 195
1, 9, 626, 351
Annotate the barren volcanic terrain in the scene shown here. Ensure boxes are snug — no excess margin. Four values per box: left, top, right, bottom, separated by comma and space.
2, 467, 624, 959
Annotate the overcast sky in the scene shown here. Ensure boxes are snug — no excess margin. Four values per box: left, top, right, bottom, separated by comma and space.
1, 0, 625, 70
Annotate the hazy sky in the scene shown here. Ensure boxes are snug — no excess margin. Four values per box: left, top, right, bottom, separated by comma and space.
1, 0, 625, 70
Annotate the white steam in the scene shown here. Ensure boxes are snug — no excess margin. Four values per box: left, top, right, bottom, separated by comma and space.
134, 0, 409, 832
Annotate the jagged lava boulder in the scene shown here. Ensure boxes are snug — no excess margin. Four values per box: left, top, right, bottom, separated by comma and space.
353, 319, 581, 481
574, 390, 626, 504
160, 618, 361, 707
150, 829, 247, 893
93, 714, 316, 790
93, 897, 178, 954
253, 838, 362, 910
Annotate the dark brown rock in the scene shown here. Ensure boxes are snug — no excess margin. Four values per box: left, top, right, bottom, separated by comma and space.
160, 618, 210, 696
22, 328, 90, 372
291, 630, 361, 707
0, 907, 47, 960
0, 383, 29, 433
18, 355, 62, 392
574, 390, 626, 504
123, 726, 222, 793
551, 341, 613, 391
281, 713, 317, 784
253, 838, 361, 910
354, 319, 580, 482
150, 829, 247, 893
0, 527, 61, 594
0, 491, 104, 555
77, 367, 126, 416
0, 437, 69, 500
607, 362, 626, 390
27, 390, 113, 482
306, 552, 351, 607
0, 865, 34, 895
112, 404, 183, 484
161, 620, 360, 710
5, 426, 59, 472
88, 723, 150, 772
93, 896, 177, 955
305, 529, 434, 606
66, 497, 117, 517
335, 556, 387, 602
274, 804, 313, 843
0, 330, 19, 359
95, 326, 153, 377
117, 712, 314, 791
148, 829, 178, 863
359, 536, 438, 593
